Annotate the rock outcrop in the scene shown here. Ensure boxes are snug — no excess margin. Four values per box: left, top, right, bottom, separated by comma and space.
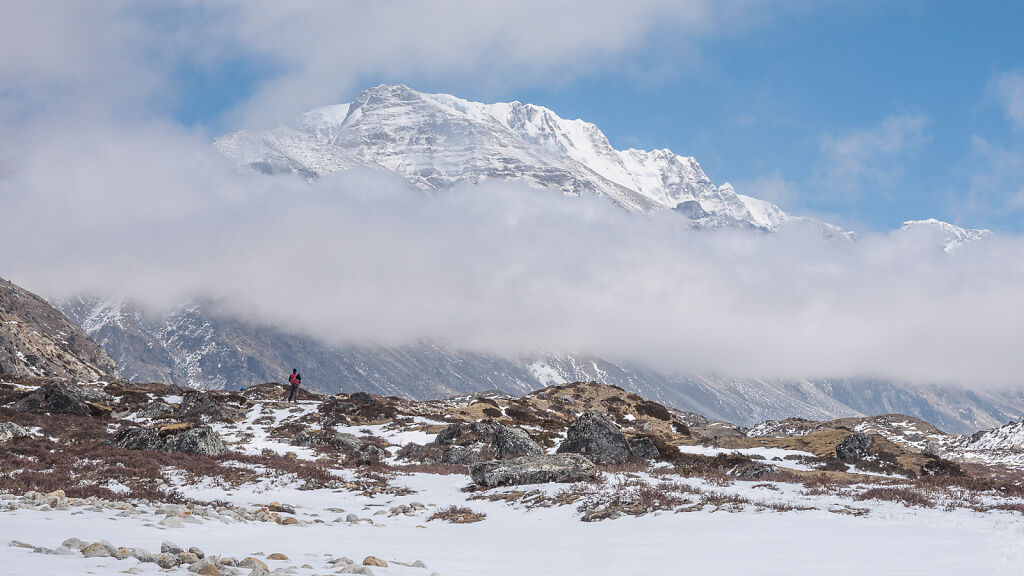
557, 410, 634, 464
107, 423, 226, 455
9, 381, 115, 416
490, 424, 544, 460
0, 277, 119, 381
174, 391, 245, 422
836, 432, 873, 461
469, 453, 597, 487
0, 421, 30, 443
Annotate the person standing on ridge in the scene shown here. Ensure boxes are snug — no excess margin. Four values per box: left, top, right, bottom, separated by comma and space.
287, 368, 301, 402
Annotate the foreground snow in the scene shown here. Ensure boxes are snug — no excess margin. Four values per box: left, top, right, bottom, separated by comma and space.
4, 468, 1024, 576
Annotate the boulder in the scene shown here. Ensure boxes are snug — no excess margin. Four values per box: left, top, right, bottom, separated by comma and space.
0, 421, 30, 443
362, 556, 388, 567
836, 432, 872, 461
628, 437, 660, 460
294, 429, 363, 452
556, 411, 633, 464
107, 423, 226, 456
435, 422, 498, 446
490, 424, 543, 460
350, 445, 386, 465
174, 391, 245, 422
441, 446, 481, 466
738, 463, 780, 480
9, 381, 114, 416
469, 453, 597, 487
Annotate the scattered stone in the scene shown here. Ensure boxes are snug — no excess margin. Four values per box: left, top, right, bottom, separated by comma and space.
362, 556, 388, 567
9, 540, 35, 549
627, 436, 660, 459
0, 422, 30, 443
267, 502, 295, 514
159, 515, 187, 528
411, 560, 427, 568
196, 564, 221, 576
557, 411, 633, 464
338, 566, 374, 575
491, 424, 543, 460
61, 538, 87, 550
436, 422, 497, 446
81, 542, 112, 558
162, 541, 185, 554
189, 546, 206, 559
836, 433, 873, 461
240, 557, 270, 571
155, 553, 180, 569
177, 551, 201, 564
470, 453, 597, 487
131, 547, 158, 563
267, 552, 288, 560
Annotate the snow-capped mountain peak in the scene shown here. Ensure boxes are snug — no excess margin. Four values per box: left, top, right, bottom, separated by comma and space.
215, 84, 787, 231
900, 219, 994, 252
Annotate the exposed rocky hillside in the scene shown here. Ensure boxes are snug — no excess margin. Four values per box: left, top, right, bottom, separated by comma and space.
0, 278, 118, 381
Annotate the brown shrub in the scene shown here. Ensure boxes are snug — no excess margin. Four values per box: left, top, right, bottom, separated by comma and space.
855, 487, 935, 508
427, 505, 486, 523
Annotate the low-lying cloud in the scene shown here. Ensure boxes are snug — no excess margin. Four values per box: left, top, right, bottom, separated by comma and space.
3, 120, 1023, 389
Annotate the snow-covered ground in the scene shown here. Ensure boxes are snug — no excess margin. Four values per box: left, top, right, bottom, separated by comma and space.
3, 468, 1024, 576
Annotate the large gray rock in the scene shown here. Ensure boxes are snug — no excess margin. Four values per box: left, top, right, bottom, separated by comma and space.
436, 422, 498, 446
469, 453, 597, 487
174, 391, 245, 422
556, 411, 633, 464
107, 424, 226, 456
490, 424, 543, 460
0, 422, 30, 443
836, 432, 872, 461
442, 446, 481, 466
9, 381, 114, 416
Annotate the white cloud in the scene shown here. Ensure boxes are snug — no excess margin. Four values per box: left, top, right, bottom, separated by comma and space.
735, 173, 799, 206
819, 113, 931, 198
2, 123, 1024, 389
989, 70, 1024, 131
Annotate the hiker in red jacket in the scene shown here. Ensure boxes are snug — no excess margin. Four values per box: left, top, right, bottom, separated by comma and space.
287, 369, 301, 402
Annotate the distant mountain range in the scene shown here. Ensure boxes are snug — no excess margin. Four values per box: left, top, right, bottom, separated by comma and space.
46, 84, 1014, 435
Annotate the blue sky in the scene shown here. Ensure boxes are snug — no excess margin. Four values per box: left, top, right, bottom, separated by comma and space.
4, 2, 1023, 233
169, 2, 1024, 233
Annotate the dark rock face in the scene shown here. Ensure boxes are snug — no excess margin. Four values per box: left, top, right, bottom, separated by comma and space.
628, 437, 660, 460
557, 410, 633, 464
738, 463, 780, 480
349, 445, 386, 466
491, 424, 543, 460
10, 381, 114, 416
174, 391, 245, 422
469, 453, 597, 487
836, 432, 873, 461
108, 424, 226, 455
0, 278, 120, 381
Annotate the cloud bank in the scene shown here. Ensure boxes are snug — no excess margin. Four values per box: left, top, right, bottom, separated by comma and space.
2, 121, 1023, 389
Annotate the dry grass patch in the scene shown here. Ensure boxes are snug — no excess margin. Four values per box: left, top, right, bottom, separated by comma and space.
427, 505, 486, 523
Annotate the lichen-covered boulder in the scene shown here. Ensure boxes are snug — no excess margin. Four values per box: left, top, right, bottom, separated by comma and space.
107, 423, 226, 455
557, 410, 633, 464
490, 424, 543, 460
627, 436, 660, 460
836, 432, 872, 461
469, 453, 596, 487
0, 421, 30, 443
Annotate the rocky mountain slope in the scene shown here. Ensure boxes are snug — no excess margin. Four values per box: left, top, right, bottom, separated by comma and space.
54, 296, 1024, 435
0, 278, 118, 381
216, 84, 786, 231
